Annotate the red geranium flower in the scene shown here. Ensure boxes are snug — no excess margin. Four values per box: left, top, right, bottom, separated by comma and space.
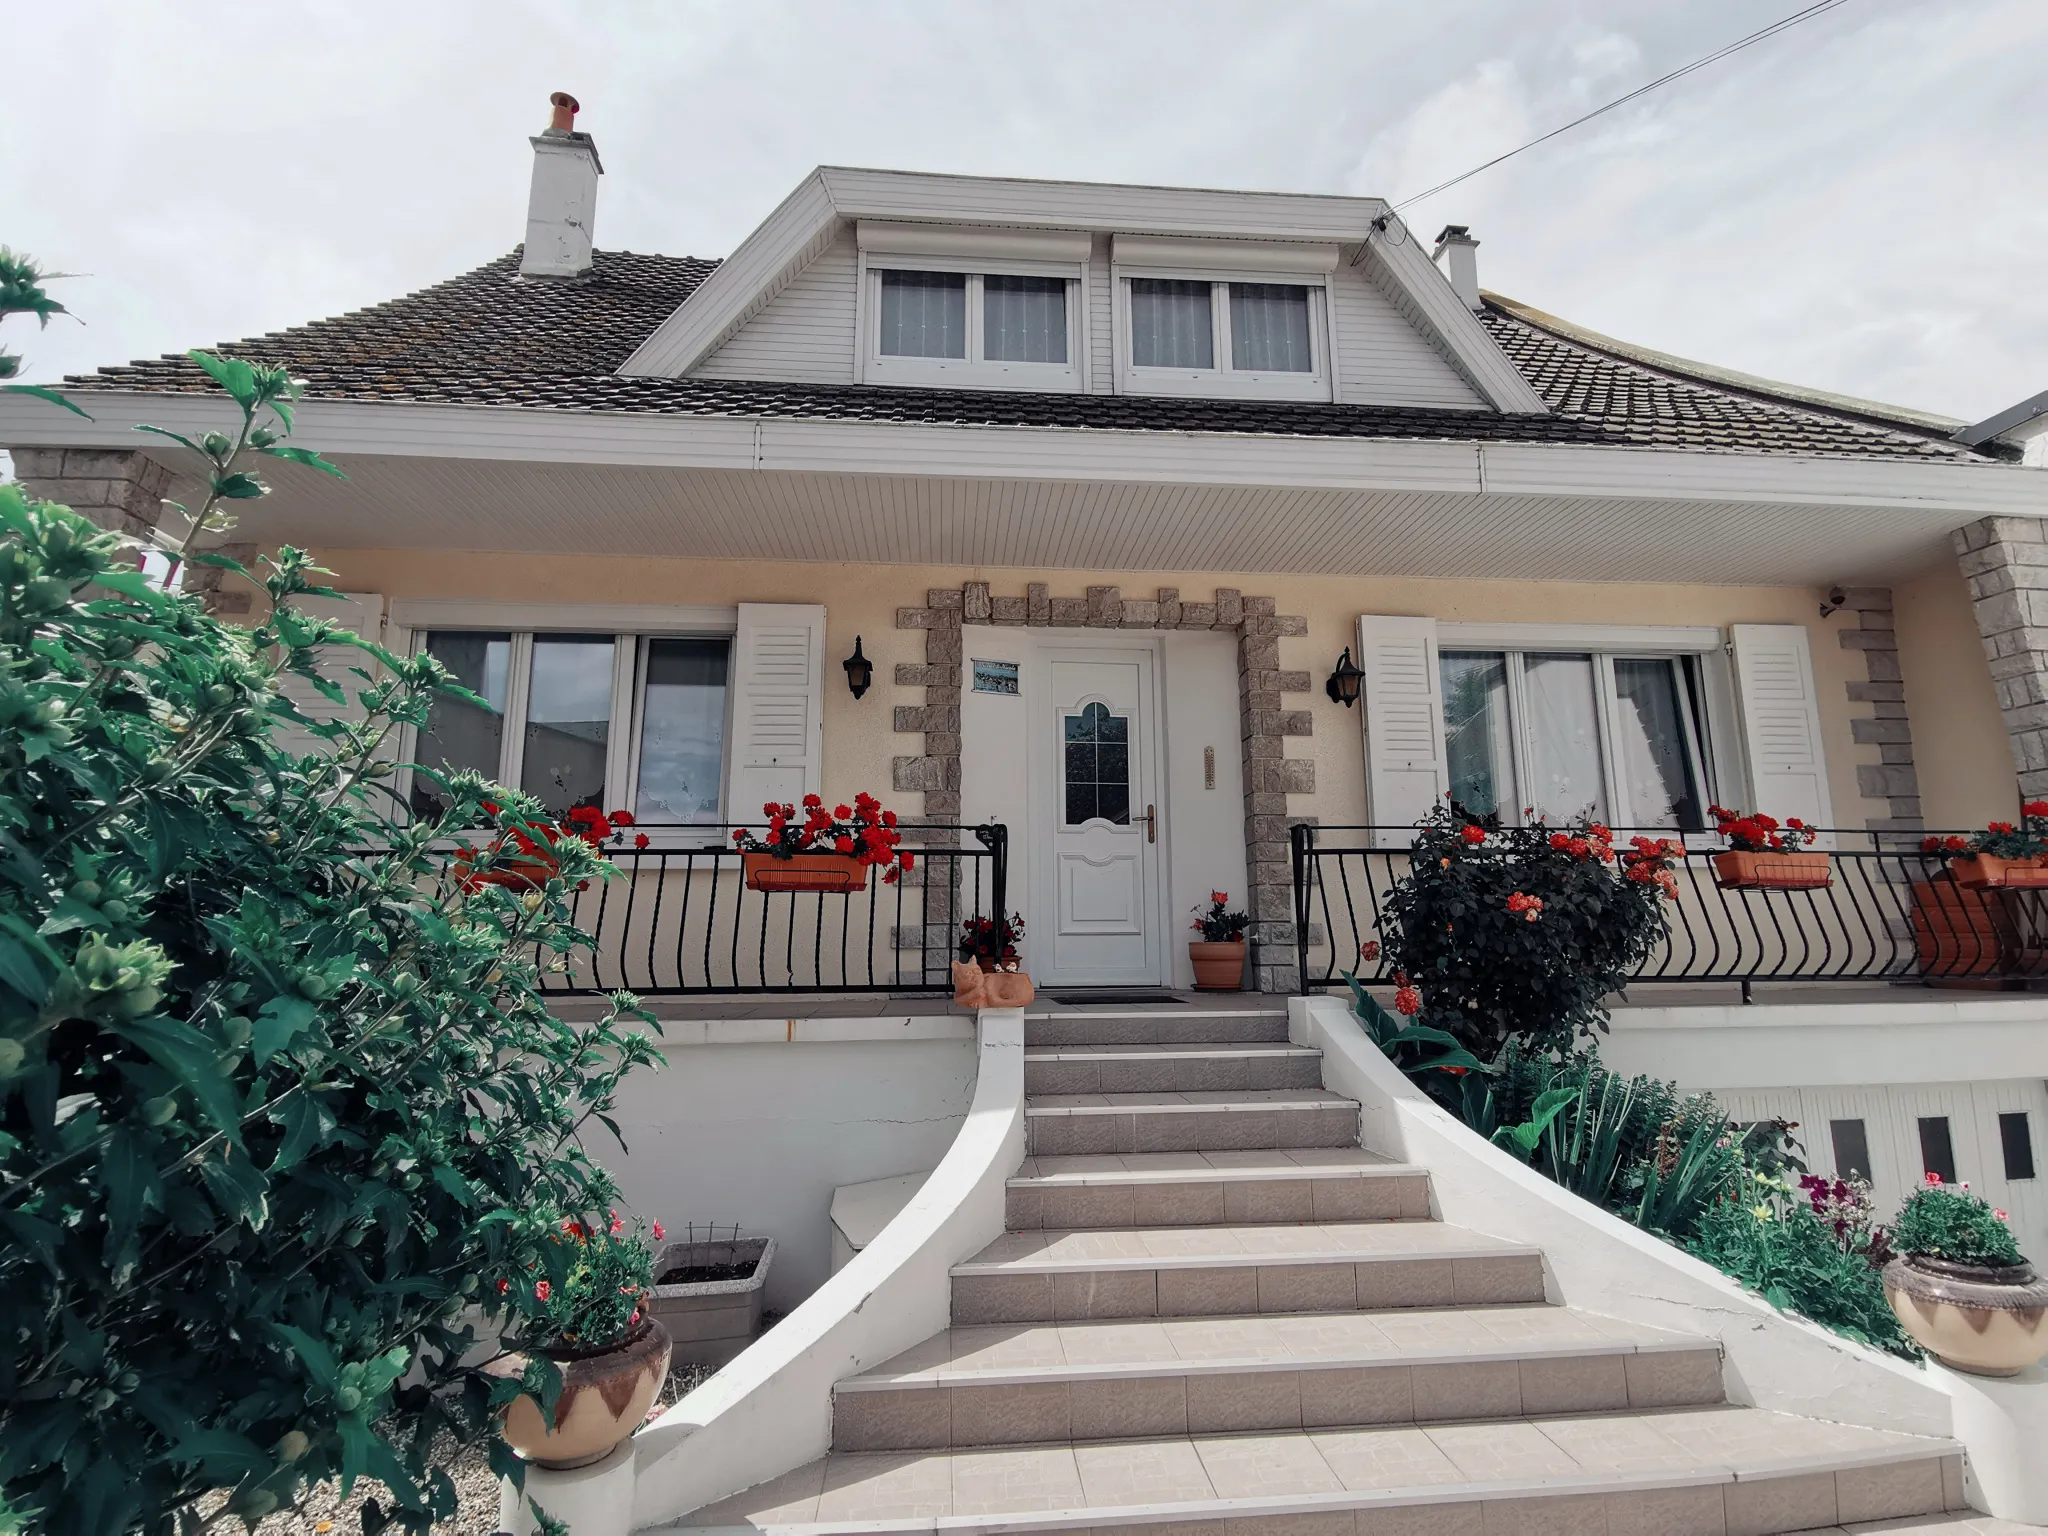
1460, 825, 1486, 845
635, 833, 650, 849
534, 1280, 551, 1302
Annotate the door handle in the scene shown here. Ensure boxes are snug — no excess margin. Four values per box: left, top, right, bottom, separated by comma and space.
1142, 804, 1157, 844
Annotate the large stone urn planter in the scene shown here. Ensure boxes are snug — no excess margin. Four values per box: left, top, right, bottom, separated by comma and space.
1884, 1254, 2048, 1376
487, 1317, 672, 1470
646, 1235, 775, 1366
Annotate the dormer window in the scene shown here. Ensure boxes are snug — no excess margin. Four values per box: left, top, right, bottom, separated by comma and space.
1129, 280, 1315, 374
876, 271, 1070, 367
1113, 235, 1335, 401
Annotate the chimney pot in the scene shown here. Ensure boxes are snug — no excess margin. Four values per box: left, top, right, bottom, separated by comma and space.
1431, 224, 1483, 311
521, 93, 602, 279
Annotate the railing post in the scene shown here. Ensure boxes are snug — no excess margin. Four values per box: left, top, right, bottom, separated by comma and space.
989, 822, 1008, 924
1291, 822, 1313, 995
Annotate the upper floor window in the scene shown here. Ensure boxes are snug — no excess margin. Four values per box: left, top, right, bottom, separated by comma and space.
867, 264, 1079, 390
1119, 274, 1328, 399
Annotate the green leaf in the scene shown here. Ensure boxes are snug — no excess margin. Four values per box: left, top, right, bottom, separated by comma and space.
188, 349, 258, 406
2, 382, 92, 418
337, 1413, 420, 1505
253, 995, 317, 1066
104, 1015, 243, 1143
195, 1139, 270, 1229
102, 1126, 155, 1267
273, 1323, 340, 1389
132, 422, 203, 454
165, 1428, 269, 1480
259, 444, 348, 479
268, 1092, 335, 1174
211, 471, 268, 500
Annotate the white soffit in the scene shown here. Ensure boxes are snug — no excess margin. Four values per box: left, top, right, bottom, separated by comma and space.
856, 220, 1090, 263
1112, 234, 1338, 273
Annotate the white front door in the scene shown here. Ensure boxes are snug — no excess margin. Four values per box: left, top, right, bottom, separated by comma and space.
1034, 649, 1167, 986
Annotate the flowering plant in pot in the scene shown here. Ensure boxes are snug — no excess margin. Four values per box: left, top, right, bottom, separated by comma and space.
453, 801, 637, 892
1706, 804, 1830, 889
1882, 1175, 2048, 1375
484, 1211, 674, 1469
730, 791, 913, 892
1938, 800, 2048, 888
960, 911, 1027, 971
1189, 891, 1250, 989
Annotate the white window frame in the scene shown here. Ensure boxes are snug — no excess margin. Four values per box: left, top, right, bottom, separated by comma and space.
387, 600, 739, 835
857, 251, 1087, 392
1435, 622, 1735, 836
1113, 268, 1332, 401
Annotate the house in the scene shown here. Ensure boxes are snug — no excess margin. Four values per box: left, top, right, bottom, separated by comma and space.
7, 96, 2048, 1534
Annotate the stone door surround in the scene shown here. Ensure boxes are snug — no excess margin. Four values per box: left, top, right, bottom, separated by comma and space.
893, 583, 1313, 992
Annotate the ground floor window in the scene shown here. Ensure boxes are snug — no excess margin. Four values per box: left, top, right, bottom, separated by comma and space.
409, 630, 730, 825
1440, 649, 1712, 829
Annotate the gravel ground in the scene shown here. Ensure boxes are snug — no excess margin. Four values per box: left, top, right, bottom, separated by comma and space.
205, 1362, 718, 1533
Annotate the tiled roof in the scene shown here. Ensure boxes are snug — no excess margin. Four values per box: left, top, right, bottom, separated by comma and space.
71, 248, 1984, 462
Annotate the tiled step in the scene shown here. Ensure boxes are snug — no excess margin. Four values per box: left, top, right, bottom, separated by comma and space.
1025, 1090, 1359, 1157
1024, 1009, 1289, 1047
1025, 1042, 1325, 1095
665, 1404, 1963, 1535
830, 1305, 1725, 1450
950, 1222, 1545, 1324
1007, 1149, 1431, 1229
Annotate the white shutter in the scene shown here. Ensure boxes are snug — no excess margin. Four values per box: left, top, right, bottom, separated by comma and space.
726, 602, 826, 823
1357, 615, 1449, 849
1729, 623, 1834, 834
272, 592, 385, 760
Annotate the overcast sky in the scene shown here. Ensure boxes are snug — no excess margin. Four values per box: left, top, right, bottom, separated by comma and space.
6, 0, 2043, 423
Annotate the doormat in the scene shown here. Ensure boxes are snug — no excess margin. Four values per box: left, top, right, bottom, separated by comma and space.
1043, 989, 1188, 1006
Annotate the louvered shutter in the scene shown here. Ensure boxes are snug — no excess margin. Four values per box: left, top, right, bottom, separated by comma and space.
1357, 615, 1449, 849
271, 592, 385, 760
1729, 623, 1834, 837
726, 603, 826, 822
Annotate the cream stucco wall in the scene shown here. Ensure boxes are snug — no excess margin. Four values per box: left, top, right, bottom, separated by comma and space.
1894, 559, 2017, 829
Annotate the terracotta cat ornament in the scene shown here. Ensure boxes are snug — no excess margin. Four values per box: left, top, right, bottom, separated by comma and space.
952, 960, 1036, 1009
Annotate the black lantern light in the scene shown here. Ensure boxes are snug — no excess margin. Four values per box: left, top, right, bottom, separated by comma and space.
1325, 646, 1364, 707
843, 636, 873, 700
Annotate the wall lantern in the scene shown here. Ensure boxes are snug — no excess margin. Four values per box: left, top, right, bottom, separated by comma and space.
843, 636, 873, 700
1325, 647, 1364, 707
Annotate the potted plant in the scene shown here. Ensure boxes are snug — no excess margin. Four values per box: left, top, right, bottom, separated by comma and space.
1907, 841, 2004, 980
1943, 800, 2048, 888
959, 911, 1026, 972
730, 792, 913, 892
484, 1212, 674, 1470
1707, 804, 1831, 889
454, 802, 635, 891
1189, 891, 1250, 989
1883, 1175, 2048, 1375
646, 1224, 777, 1368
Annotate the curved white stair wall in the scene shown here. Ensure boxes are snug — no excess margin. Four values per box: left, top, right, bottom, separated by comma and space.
629, 1007, 1026, 1531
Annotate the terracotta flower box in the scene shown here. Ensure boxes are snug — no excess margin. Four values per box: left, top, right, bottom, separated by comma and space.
1711, 850, 1832, 890
742, 851, 867, 893
1949, 853, 2048, 890
454, 852, 561, 891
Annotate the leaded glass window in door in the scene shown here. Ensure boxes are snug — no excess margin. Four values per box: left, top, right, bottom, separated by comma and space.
1063, 702, 1130, 825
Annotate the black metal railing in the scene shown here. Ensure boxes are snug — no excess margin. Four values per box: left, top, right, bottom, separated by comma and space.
1293, 825, 2048, 994
464, 823, 1006, 995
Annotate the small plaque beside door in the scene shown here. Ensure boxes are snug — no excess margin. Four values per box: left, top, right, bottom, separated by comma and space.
972, 659, 1020, 695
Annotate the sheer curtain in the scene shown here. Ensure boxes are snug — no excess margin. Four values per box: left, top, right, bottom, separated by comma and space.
878, 270, 966, 358
983, 276, 1067, 363
1523, 653, 1607, 823
1130, 279, 1213, 368
1613, 658, 1702, 829
635, 638, 729, 825
1439, 650, 1513, 819
1229, 283, 1312, 371
522, 635, 614, 816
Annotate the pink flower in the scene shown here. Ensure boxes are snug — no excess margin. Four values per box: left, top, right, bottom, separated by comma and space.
534, 1280, 551, 1302
652, 1221, 666, 1241
1995, 1209, 2009, 1222
1925, 1171, 1943, 1185
1359, 939, 1380, 963
609, 1210, 624, 1236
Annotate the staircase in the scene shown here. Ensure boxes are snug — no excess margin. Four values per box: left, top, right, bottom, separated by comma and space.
665, 1004, 1966, 1535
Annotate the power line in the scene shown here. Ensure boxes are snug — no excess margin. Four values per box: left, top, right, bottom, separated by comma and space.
1385, 0, 1856, 218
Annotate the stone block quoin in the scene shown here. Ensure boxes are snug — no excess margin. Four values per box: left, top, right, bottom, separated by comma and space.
1832, 587, 1919, 831
1954, 517, 2048, 803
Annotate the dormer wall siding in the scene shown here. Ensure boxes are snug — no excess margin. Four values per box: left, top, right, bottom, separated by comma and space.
695, 227, 860, 383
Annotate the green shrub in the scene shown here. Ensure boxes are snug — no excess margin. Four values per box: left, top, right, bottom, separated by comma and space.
1687, 1192, 1917, 1358
0, 356, 660, 1532
1891, 1180, 2024, 1266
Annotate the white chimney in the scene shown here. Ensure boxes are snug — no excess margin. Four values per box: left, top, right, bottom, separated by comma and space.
521, 92, 603, 278
1431, 225, 1482, 311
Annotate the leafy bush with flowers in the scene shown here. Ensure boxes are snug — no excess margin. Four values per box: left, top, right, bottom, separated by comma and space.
1191, 890, 1250, 943
496, 1211, 666, 1352
731, 792, 914, 882
1891, 1175, 2024, 1266
1707, 803, 1815, 853
454, 802, 639, 891
1924, 799, 2048, 861
959, 912, 1027, 968
1374, 804, 1682, 1058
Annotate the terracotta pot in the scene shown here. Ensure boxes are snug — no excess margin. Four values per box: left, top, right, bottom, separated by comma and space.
742, 851, 868, 893
1911, 879, 2002, 979
1711, 849, 1833, 890
455, 852, 561, 891
1189, 939, 1247, 990
488, 1317, 672, 1470
1950, 853, 2048, 890
1883, 1254, 2048, 1376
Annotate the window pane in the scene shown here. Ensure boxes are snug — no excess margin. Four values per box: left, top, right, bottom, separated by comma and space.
878, 270, 966, 358
1062, 701, 1132, 825
1229, 283, 1312, 372
1440, 651, 1513, 821
1830, 1119, 1872, 1182
635, 638, 728, 824
522, 634, 614, 817
1130, 279, 1213, 368
411, 631, 510, 819
1523, 653, 1608, 823
983, 275, 1067, 363
1918, 1116, 1957, 1185
1614, 659, 1704, 830
2000, 1112, 2036, 1180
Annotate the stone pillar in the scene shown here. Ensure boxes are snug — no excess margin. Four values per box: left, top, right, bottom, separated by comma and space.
1954, 517, 2048, 800
1837, 587, 1921, 830
10, 447, 170, 538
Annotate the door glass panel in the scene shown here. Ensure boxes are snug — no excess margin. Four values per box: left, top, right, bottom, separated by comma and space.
1440, 651, 1512, 821
411, 631, 511, 820
1918, 1116, 1958, 1184
1523, 653, 1607, 823
635, 638, 729, 824
1830, 1119, 1873, 1182
878, 270, 966, 358
1228, 283, 1312, 372
521, 634, 614, 817
1613, 658, 1704, 830
1129, 279, 1213, 369
1063, 702, 1131, 825
983, 275, 1067, 363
